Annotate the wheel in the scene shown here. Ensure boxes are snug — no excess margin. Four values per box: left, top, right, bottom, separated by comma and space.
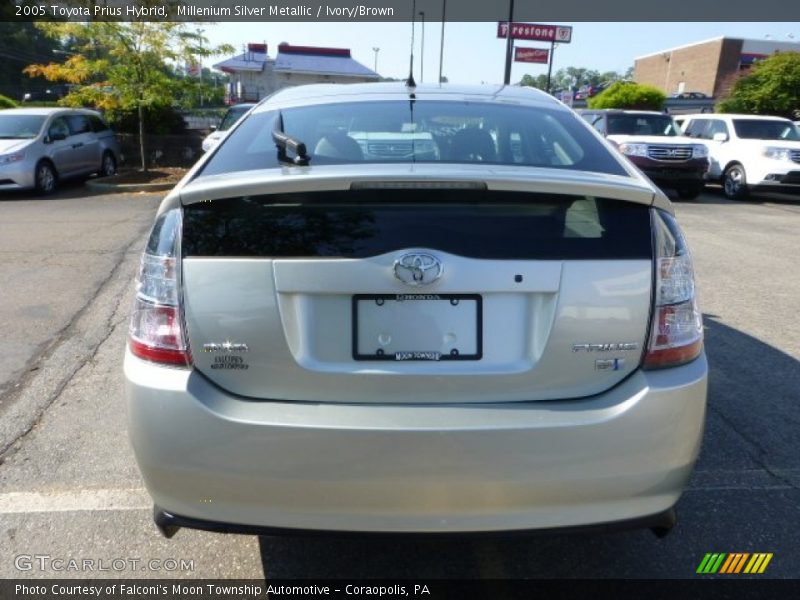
676, 185, 703, 200
723, 164, 749, 200
100, 152, 117, 178
34, 161, 57, 195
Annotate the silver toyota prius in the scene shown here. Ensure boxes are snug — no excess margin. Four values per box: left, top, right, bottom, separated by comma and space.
125, 83, 707, 538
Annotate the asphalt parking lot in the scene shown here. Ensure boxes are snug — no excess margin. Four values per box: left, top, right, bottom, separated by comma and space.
0, 184, 798, 579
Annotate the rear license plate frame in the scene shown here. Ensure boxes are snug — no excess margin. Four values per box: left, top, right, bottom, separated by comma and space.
352, 293, 483, 361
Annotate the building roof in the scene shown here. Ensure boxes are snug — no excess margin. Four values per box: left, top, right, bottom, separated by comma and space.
214, 51, 269, 74
635, 36, 800, 61
274, 45, 378, 79
213, 43, 379, 79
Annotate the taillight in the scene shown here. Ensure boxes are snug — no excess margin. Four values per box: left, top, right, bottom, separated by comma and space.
128, 209, 191, 367
643, 210, 703, 369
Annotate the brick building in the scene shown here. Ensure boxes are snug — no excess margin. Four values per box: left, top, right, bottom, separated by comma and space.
634, 37, 800, 98
213, 42, 380, 103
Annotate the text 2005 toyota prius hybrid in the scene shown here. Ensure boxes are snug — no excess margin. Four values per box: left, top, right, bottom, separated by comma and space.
125, 83, 707, 538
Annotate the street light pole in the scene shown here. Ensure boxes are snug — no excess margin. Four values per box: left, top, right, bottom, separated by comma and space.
196, 27, 205, 108
419, 11, 425, 83
503, 0, 515, 85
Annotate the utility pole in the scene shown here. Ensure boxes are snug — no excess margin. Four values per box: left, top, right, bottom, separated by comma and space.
439, 0, 446, 83
419, 11, 425, 83
503, 0, 514, 85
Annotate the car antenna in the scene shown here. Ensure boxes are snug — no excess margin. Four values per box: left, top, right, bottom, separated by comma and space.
272, 112, 310, 166
405, 0, 417, 92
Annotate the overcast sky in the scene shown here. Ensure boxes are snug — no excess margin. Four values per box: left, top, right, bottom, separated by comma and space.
201, 21, 798, 84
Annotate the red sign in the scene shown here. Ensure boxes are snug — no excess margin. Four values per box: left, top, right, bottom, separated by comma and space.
497, 22, 573, 44
514, 47, 550, 64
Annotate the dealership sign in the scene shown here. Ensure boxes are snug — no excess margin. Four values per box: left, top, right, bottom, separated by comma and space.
497, 22, 573, 43
514, 47, 550, 64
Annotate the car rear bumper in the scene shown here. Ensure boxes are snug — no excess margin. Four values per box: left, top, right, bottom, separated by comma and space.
125, 350, 708, 534
153, 505, 678, 539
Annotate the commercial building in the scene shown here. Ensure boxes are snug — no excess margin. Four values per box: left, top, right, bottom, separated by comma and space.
634, 37, 800, 98
213, 42, 380, 103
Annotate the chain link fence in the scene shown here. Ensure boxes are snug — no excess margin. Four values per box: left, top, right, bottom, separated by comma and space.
115, 131, 207, 168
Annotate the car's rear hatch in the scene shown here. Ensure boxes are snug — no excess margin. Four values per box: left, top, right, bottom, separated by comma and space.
179, 165, 655, 404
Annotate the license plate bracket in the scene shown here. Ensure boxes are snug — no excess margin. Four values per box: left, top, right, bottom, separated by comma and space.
352, 294, 483, 361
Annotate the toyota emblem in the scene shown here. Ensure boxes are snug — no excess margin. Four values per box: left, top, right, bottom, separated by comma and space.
393, 252, 443, 286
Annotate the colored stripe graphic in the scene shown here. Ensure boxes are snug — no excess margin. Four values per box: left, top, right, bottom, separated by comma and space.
744, 553, 774, 574
720, 553, 750, 573
699, 553, 774, 575
734, 553, 750, 573
719, 554, 736, 574
697, 553, 727, 574
696, 553, 713, 573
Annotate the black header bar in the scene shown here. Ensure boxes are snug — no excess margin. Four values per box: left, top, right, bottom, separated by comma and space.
3, 0, 800, 22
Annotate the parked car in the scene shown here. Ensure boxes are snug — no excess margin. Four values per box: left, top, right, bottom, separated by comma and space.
201, 103, 255, 152
669, 92, 709, 99
680, 113, 800, 199
578, 109, 709, 199
126, 83, 706, 540
574, 83, 608, 100
0, 108, 119, 194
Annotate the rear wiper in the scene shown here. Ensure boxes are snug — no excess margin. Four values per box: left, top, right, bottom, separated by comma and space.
272, 112, 310, 166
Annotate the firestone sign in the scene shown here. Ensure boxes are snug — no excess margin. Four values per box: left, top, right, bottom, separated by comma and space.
497, 22, 573, 44
514, 47, 550, 64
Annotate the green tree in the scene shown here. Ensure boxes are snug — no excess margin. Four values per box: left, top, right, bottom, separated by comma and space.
519, 73, 548, 90
166, 64, 226, 109
588, 81, 666, 110
0, 19, 62, 100
0, 94, 18, 108
25, 22, 231, 170
600, 70, 624, 84
537, 67, 625, 92
716, 52, 800, 118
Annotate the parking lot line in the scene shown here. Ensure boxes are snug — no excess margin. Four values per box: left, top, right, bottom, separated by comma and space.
0, 487, 150, 514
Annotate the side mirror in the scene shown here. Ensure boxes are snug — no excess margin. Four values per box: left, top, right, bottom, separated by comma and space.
712, 132, 728, 142
209, 125, 217, 131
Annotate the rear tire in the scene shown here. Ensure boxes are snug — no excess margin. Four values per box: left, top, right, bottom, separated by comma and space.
34, 161, 57, 195
100, 151, 117, 178
723, 164, 749, 200
676, 185, 703, 200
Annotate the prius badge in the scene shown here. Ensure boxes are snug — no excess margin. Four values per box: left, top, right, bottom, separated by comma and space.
393, 252, 443, 286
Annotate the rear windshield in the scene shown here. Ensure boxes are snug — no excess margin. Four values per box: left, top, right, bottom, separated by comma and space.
732, 119, 799, 141
182, 191, 652, 260
198, 101, 628, 177
606, 114, 680, 137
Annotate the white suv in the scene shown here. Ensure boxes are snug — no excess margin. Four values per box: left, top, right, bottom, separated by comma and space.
679, 113, 800, 199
